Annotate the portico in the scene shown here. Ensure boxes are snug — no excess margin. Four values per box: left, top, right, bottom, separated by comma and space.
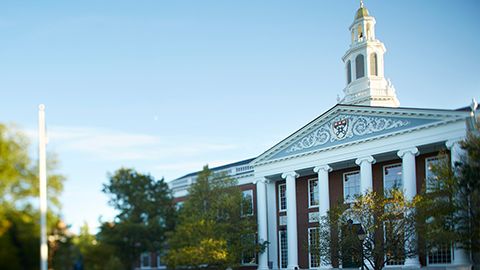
252, 104, 471, 270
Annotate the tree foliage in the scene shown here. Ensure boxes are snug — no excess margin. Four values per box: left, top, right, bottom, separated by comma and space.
315, 190, 416, 270
165, 166, 262, 270
0, 123, 66, 269
100, 168, 176, 269
416, 134, 480, 266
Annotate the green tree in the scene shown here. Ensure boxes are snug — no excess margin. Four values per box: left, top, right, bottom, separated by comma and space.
416, 134, 480, 267
0, 123, 66, 270
101, 168, 176, 269
165, 166, 263, 270
314, 190, 417, 270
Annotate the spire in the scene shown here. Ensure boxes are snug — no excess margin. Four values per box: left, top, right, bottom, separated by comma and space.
339, 3, 400, 107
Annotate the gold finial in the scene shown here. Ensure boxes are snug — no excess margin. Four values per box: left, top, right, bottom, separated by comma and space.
360, 0, 364, 8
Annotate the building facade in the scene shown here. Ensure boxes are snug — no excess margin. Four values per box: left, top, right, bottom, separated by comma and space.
165, 3, 477, 270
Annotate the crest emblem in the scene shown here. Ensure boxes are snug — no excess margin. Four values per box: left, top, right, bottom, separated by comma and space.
333, 119, 348, 139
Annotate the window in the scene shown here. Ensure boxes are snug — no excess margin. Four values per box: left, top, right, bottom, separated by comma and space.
241, 189, 254, 216
157, 252, 166, 269
355, 54, 365, 79
308, 178, 319, 207
346, 60, 352, 84
383, 163, 402, 193
309, 227, 321, 268
425, 156, 447, 192
370, 53, 378, 76
428, 243, 452, 264
279, 230, 288, 269
241, 234, 257, 265
384, 220, 405, 266
278, 184, 287, 212
141, 252, 151, 268
425, 156, 452, 265
344, 171, 360, 202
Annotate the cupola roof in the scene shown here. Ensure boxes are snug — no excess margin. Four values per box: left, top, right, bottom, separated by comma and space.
355, 0, 370, 20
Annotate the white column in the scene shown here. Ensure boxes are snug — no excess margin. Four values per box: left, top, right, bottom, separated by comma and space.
397, 147, 421, 269
255, 177, 269, 270
281, 171, 299, 270
397, 147, 419, 200
355, 156, 375, 193
313, 165, 332, 269
446, 140, 472, 267
266, 181, 278, 270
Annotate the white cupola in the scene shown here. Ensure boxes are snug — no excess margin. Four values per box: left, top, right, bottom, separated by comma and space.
340, 0, 400, 107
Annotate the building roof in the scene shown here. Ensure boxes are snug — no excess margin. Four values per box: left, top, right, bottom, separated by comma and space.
172, 157, 255, 181
355, 6, 370, 20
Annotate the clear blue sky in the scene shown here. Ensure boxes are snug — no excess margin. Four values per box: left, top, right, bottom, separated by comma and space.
1, 0, 479, 232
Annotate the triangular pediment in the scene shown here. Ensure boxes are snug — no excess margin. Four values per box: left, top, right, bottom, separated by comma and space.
252, 104, 468, 166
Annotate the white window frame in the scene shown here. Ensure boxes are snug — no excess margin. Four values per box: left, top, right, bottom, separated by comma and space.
308, 178, 319, 208
383, 163, 403, 194
279, 230, 288, 269
140, 252, 151, 269
308, 227, 321, 269
278, 183, 287, 212
343, 170, 360, 203
241, 189, 254, 217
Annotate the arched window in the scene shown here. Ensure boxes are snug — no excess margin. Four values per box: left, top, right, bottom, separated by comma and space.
347, 60, 352, 84
355, 54, 365, 79
357, 24, 363, 39
370, 53, 378, 76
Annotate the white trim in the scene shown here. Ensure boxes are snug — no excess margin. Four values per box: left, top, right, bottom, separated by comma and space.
382, 163, 403, 193
343, 170, 360, 203
307, 178, 319, 208
278, 183, 287, 212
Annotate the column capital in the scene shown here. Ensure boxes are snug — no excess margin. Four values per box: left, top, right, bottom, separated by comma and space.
355, 155, 376, 166
253, 177, 268, 185
446, 138, 462, 150
397, 147, 419, 158
281, 171, 299, 179
314, 164, 332, 173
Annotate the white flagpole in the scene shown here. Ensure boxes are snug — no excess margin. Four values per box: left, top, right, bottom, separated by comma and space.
38, 104, 48, 270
